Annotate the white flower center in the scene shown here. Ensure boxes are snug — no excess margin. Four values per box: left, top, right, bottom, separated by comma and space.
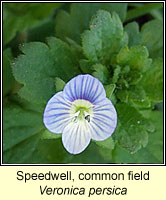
70, 99, 94, 123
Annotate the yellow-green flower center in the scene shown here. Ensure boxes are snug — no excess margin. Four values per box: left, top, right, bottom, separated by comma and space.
70, 99, 93, 122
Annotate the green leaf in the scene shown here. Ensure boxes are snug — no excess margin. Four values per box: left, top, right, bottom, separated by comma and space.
140, 19, 163, 58
128, 86, 151, 108
113, 110, 163, 163
3, 48, 15, 97
3, 135, 68, 164
114, 103, 154, 154
27, 19, 56, 43
124, 22, 140, 47
56, 3, 127, 44
79, 59, 94, 74
117, 79, 129, 89
3, 100, 68, 164
55, 77, 66, 92
141, 111, 163, 162
3, 103, 43, 152
65, 37, 83, 59
82, 10, 128, 64
95, 137, 115, 150
126, 70, 142, 85
92, 64, 109, 84
126, 3, 163, 22
29, 138, 69, 163
95, 137, 115, 162
142, 58, 163, 102
3, 5, 36, 45
4, 3, 62, 19
12, 42, 55, 104
112, 65, 121, 84
3, 134, 40, 164
116, 90, 128, 103
117, 45, 152, 72
3, 3, 62, 45
150, 9, 163, 21
104, 84, 116, 99
47, 37, 80, 81
8, 94, 44, 114
121, 65, 130, 74
40, 130, 61, 140
12, 37, 80, 104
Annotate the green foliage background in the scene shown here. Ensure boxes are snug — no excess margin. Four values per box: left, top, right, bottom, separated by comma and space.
3, 3, 163, 164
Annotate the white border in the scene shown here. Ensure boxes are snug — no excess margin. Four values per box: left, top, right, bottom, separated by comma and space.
1, 0, 165, 166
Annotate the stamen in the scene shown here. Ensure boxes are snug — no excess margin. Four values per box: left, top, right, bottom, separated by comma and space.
72, 116, 78, 123
85, 115, 90, 123
70, 100, 93, 123
72, 111, 80, 123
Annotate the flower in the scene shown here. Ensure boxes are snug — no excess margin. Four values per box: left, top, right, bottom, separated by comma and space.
43, 74, 117, 154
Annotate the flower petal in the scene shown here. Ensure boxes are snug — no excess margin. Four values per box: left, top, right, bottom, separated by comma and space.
43, 91, 72, 133
90, 98, 117, 141
62, 121, 91, 154
63, 74, 106, 104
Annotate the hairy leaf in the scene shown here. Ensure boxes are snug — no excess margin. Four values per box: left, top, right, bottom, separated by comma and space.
105, 84, 116, 99
12, 37, 80, 104
56, 3, 127, 44
3, 135, 68, 164
55, 77, 66, 92
3, 48, 15, 97
82, 10, 128, 64
117, 45, 152, 72
113, 110, 163, 163
92, 64, 109, 84
40, 130, 61, 140
124, 22, 140, 47
140, 19, 163, 58
142, 58, 163, 102
114, 103, 154, 154
3, 103, 43, 151
95, 137, 115, 162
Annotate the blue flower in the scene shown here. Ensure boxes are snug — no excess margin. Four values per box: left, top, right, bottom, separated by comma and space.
43, 74, 117, 154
